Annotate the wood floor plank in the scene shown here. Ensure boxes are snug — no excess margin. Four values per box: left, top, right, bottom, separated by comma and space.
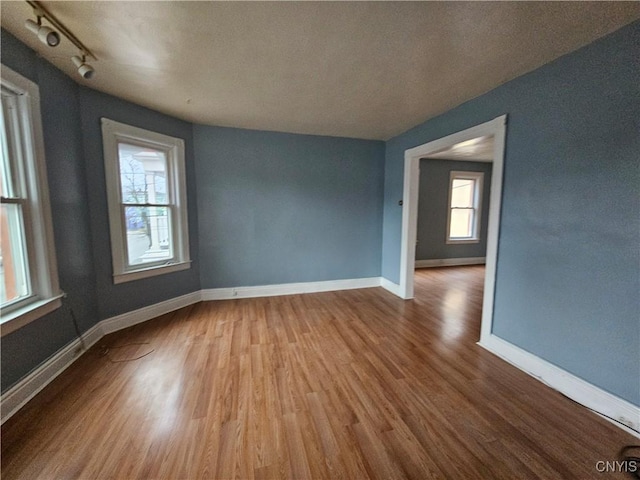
350, 421, 405, 480
2, 266, 636, 479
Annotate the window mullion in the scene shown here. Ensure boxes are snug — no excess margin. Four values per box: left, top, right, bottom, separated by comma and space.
0, 196, 24, 204
119, 203, 131, 269
121, 202, 169, 207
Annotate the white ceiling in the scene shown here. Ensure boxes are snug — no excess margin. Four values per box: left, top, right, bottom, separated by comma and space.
2, 2, 638, 140
424, 136, 494, 162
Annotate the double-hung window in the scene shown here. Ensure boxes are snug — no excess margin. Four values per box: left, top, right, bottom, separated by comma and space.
101, 118, 190, 284
447, 171, 483, 243
1, 65, 61, 335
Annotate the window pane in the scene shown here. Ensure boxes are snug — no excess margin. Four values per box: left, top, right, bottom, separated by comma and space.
449, 208, 474, 238
118, 143, 168, 205
451, 179, 474, 208
0, 203, 30, 305
0, 96, 15, 198
124, 206, 172, 266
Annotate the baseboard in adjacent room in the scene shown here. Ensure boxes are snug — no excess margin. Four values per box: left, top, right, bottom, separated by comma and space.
415, 257, 485, 268
478, 334, 640, 438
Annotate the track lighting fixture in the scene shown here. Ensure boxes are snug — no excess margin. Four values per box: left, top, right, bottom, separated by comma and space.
24, 17, 60, 47
71, 55, 95, 80
24, 1, 97, 80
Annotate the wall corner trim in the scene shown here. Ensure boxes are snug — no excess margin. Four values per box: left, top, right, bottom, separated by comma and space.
478, 334, 640, 438
380, 278, 402, 297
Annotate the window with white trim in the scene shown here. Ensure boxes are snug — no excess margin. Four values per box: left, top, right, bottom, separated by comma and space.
101, 118, 190, 284
447, 171, 483, 243
1, 65, 61, 335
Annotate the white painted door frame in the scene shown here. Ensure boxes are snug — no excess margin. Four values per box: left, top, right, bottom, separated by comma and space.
398, 115, 507, 343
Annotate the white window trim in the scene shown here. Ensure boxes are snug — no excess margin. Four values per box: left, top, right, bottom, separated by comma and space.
0, 65, 61, 337
101, 118, 190, 284
446, 170, 484, 244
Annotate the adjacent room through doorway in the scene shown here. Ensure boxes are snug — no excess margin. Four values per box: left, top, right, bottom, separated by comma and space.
414, 134, 495, 342
399, 116, 506, 345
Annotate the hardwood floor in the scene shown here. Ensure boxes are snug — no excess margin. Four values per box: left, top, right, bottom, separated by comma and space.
2, 266, 636, 479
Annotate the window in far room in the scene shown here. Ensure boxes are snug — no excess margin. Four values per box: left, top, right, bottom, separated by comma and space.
101, 118, 190, 284
447, 171, 483, 243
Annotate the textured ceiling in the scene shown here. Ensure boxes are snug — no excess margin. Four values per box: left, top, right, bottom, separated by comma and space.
1, 1, 638, 140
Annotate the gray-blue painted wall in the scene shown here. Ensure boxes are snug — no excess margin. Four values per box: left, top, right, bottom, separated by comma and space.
381, 22, 640, 405
194, 125, 385, 288
1, 30, 98, 391
0, 29, 383, 392
78, 88, 201, 319
2, 20, 638, 409
417, 159, 492, 260
0, 29, 201, 391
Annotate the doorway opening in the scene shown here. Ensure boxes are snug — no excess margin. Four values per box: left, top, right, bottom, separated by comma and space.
398, 115, 507, 343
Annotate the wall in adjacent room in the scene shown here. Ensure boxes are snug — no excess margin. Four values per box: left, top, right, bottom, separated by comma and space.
194, 125, 385, 288
381, 22, 640, 405
416, 159, 492, 261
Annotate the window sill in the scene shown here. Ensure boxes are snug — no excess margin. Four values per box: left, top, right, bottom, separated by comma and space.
1, 294, 64, 337
446, 238, 480, 245
113, 260, 191, 284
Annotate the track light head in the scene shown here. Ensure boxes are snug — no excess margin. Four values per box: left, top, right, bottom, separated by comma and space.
25, 18, 60, 47
71, 55, 95, 80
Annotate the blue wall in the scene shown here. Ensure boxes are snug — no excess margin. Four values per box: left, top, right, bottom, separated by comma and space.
78, 89, 200, 319
1, 30, 98, 391
382, 22, 640, 405
2, 21, 638, 408
1, 29, 382, 392
194, 125, 384, 288
417, 159, 492, 261
0, 29, 201, 391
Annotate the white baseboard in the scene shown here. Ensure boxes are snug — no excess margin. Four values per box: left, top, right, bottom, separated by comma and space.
415, 257, 485, 268
479, 334, 640, 438
380, 278, 402, 296
100, 291, 202, 335
8, 282, 636, 439
201, 277, 381, 301
0, 322, 103, 424
1, 290, 201, 425
1, 279, 379, 423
